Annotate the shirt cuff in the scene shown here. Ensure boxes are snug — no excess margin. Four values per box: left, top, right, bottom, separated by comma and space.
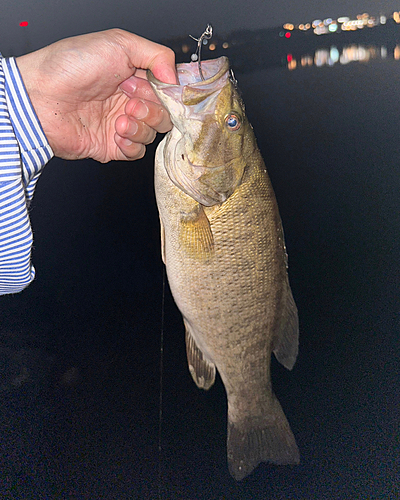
1, 56, 54, 202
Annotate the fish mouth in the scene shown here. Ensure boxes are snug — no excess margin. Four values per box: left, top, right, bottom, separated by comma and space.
147, 56, 230, 125
147, 56, 231, 145
147, 56, 230, 88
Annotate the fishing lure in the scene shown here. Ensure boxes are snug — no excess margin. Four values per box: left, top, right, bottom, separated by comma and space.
189, 24, 213, 81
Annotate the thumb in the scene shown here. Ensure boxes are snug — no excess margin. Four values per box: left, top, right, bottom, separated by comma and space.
115, 29, 178, 84
150, 60, 179, 85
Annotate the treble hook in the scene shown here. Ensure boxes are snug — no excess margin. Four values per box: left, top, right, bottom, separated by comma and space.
189, 24, 213, 81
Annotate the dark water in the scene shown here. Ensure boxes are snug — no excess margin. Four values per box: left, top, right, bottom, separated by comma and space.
1, 55, 399, 499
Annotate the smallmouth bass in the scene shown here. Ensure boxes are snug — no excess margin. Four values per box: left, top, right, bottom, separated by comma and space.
148, 56, 299, 480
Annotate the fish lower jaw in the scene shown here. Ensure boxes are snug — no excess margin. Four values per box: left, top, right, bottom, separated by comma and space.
178, 154, 226, 178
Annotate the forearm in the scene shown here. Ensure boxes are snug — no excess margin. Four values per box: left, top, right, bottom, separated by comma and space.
0, 54, 53, 294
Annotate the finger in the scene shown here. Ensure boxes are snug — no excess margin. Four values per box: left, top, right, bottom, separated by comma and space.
114, 30, 178, 84
119, 75, 162, 104
150, 59, 178, 85
115, 114, 157, 145
114, 133, 146, 161
134, 69, 149, 80
125, 98, 172, 134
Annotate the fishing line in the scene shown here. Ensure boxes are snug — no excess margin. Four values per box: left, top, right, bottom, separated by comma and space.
158, 265, 166, 500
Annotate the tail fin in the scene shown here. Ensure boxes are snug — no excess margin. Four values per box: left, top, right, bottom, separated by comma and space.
227, 393, 299, 481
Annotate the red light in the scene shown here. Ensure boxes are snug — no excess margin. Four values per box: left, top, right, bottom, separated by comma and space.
285, 32, 291, 38
19, 21, 29, 27
287, 54, 293, 62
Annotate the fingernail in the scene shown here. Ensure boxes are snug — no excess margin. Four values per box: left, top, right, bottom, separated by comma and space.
128, 121, 138, 136
152, 66, 178, 85
164, 68, 179, 85
120, 77, 137, 95
131, 100, 149, 120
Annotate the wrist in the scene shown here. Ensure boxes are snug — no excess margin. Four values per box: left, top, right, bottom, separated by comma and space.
2, 55, 53, 181
15, 52, 55, 150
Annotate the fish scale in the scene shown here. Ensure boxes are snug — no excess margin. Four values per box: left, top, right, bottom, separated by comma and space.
149, 56, 299, 480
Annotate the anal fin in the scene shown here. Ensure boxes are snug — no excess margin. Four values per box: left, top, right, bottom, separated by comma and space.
273, 287, 299, 370
184, 319, 215, 390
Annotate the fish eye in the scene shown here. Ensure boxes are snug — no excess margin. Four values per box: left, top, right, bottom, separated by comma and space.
225, 113, 241, 131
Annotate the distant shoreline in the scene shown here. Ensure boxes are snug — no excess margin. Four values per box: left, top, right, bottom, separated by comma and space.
161, 20, 400, 71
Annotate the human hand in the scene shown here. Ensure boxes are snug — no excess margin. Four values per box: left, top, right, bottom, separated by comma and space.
16, 29, 177, 162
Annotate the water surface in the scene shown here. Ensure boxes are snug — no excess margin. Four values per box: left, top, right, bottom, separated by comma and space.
1, 50, 398, 499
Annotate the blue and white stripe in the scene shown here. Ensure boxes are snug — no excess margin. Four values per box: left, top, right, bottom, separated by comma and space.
0, 55, 53, 295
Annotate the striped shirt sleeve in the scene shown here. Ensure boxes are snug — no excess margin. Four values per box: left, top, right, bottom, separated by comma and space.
0, 55, 53, 295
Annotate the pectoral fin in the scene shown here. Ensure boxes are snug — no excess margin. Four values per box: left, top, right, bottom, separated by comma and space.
179, 204, 214, 261
184, 319, 216, 390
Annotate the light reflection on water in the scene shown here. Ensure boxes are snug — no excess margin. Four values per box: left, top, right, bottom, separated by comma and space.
286, 44, 400, 70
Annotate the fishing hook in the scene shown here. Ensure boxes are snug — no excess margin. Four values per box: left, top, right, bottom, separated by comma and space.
189, 24, 213, 81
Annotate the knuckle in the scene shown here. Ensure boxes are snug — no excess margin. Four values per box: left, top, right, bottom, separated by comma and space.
109, 27, 124, 36
155, 45, 176, 68
145, 130, 157, 145
125, 142, 145, 160
107, 28, 126, 43
162, 46, 175, 61
135, 145, 146, 159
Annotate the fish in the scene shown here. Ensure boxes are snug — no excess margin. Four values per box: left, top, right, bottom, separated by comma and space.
148, 56, 299, 480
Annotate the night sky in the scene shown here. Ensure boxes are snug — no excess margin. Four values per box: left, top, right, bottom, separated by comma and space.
2, 0, 400, 55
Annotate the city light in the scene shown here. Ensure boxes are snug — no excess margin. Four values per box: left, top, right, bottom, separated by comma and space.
301, 55, 313, 67
285, 43, 400, 71
168, 10, 400, 70
314, 25, 329, 35
283, 9, 398, 37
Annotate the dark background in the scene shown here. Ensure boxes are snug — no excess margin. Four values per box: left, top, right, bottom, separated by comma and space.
2, 0, 400, 54
1, 8, 399, 500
